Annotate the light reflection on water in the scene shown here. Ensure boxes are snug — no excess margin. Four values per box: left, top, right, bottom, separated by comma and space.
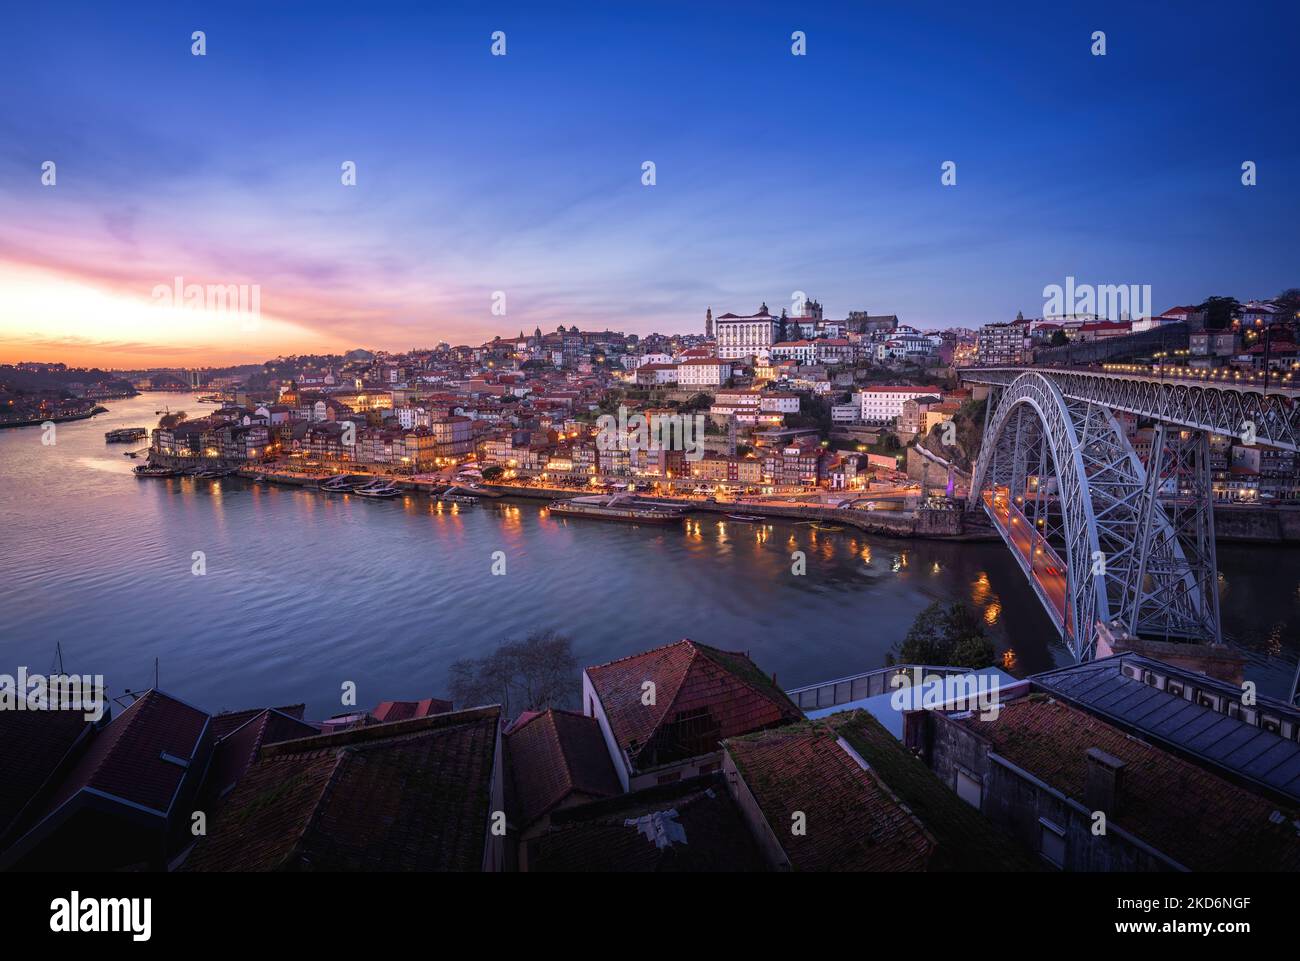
0, 392, 1295, 719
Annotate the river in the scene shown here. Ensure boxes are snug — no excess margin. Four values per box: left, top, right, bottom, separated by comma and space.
0, 392, 1295, 719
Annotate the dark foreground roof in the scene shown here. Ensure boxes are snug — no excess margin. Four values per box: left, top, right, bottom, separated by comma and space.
958, 694, 1300, 872
528, 775, 767, 872
829, 711, 1039, 871
725, 720, 935, 871
585, 639, 802, 770
505, 709, 621, 828
184, 706, 500, 872
1033, 654, 1300, 804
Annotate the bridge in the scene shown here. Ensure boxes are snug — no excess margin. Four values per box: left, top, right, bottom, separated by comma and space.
961, 365, 1300, 661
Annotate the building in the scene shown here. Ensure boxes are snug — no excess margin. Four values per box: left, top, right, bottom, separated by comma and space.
183, 706, 507, 872
582, 639, 803, 791
908, 655, 1300, 871
503, 708, 623, 867
859, 385, 940, 424
976, 321, 1032, 365
715, 305, 780, 361
676, 357, 733, 388
722, 712, 1035, 871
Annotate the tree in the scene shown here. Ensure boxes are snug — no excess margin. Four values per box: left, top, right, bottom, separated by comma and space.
1198, 296, 1239, 331
1049, 330, 1068, 347
448, 630, 577, 716
888, 601, 995, 669
480, 465, 504, 481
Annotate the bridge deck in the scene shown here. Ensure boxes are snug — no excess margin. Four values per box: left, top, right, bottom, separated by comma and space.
982, 490, 1070, 638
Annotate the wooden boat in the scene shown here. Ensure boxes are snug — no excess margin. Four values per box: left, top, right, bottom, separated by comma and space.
726, 513, 767, 522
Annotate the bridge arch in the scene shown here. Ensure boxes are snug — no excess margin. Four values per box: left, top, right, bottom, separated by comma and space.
969, 371, 1217, 660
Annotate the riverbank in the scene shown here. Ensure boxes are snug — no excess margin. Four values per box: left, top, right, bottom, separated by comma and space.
0, 405, 107, 429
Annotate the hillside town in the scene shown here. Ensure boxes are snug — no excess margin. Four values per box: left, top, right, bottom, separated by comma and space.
30, 291, 1285, 506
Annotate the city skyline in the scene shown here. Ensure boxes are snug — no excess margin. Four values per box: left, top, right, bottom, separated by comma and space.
3, 0, 1298, 367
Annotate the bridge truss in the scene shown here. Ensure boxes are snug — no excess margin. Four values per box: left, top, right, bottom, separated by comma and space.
970, 371, 1223, 660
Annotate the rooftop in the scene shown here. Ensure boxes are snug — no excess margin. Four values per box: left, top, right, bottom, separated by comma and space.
955, 694, 1300, 871
585, 639, 803, 771
527, 775, 767, 872
183, 706, 500, 872
504, 708, 622, 828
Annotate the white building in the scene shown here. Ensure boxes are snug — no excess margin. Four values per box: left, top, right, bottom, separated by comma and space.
715, 304, 779, 361
859, 385, 938, 423
676, 357, 733, 387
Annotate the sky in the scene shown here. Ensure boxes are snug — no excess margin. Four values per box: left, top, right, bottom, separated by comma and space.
1, 0, 1297, 368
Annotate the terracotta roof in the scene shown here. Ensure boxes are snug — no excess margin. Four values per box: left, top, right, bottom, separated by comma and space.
200, 708, 320, 810
724, 721, 936, 871
39, 690, 209, 819
957, 696, 1300, 871
183, 706, 501, 872
585, 640, 802, 772
528, 775, 768, 872
372, 698, 453, 723
505, 709, 622, 827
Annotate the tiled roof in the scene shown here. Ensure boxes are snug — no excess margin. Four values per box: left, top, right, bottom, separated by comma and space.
585, 640, 802, 771
724, 721, 935, 871
183, 706, 501, 872
829, 712, 1039, 871
1032, 656, 1300, 804
958, 695, 1300, 871
528, 775, 768, 872
505, 709, 622, 828
372, 698, 453, 723
200, 708, 320, 810
39, 690, 209, 819
0, 707, 93, 844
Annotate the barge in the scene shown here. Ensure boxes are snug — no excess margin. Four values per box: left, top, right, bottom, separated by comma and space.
105, 427, 148, 443
548, 494, 686, 525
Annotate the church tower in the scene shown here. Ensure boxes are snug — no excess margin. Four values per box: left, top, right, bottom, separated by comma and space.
705, 307, 713, 338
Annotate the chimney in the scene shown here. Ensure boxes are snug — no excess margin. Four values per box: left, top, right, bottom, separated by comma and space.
902, 710, 931, 758
1084, 747, 1126, 815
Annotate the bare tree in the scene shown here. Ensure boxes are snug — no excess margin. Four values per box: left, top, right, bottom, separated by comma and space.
448, 630, 577, 717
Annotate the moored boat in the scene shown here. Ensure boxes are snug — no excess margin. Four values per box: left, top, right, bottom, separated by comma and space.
353, 481, 403, 498
105, 427, 148, 443
726, 513, 767, 522
133, 464, 177, 478
548, 494, 686, 525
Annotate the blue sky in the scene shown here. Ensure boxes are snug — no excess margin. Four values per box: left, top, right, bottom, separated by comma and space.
1, 0, 1297, 364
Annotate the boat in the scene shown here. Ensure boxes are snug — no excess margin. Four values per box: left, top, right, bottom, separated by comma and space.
319, 474, 356, 492
726, 513, 767, 522
440, 493, 479, 505
105, 427, 148, 443
133, 465, 177, 478
353, 481, 403, 499
548, 494, 686, 525
810, 522, 846, 533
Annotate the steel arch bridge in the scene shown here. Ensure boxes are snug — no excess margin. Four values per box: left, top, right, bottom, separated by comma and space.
962, 367, 1300, 661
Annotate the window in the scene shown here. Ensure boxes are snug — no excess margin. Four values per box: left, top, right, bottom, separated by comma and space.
1039, 819, 1066, 868
955, 769, 982, 809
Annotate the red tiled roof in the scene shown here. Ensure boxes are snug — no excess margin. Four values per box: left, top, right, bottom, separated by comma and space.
584, 640, 802, 771
505, 709, 622, 827
725, 723, 935, 871
372, 698, 453, 723
957, 697, 1300, 871
40, 690, 209, 818
201, 708, 320, 809
183, 706, 501, 872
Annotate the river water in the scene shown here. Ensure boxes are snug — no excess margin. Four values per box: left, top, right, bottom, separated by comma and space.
1, 392, 1295, 719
